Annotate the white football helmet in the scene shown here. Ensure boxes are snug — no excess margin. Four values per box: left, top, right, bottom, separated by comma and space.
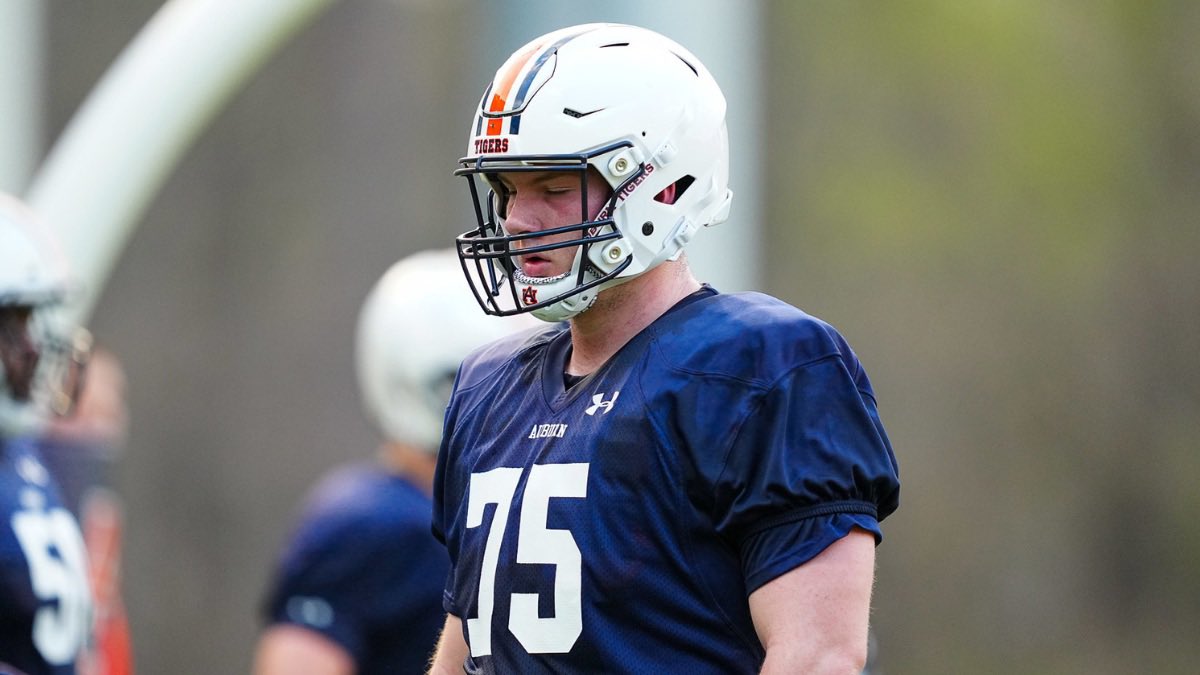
0, 193, 91, 437
455, 23, 733, 322
355, 249, 536, 452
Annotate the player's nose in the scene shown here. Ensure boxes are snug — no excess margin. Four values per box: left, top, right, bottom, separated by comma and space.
502, 195, 544, 238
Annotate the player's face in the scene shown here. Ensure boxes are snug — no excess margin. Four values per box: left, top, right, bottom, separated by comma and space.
0, 306, 38, 401
498, 168, 611, 279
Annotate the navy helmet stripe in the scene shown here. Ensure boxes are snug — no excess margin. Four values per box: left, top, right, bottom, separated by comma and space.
510, 30, 592, 135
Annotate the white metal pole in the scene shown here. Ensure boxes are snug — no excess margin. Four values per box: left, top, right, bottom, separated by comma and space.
25, 0, 338, 325
0, 0, 45, 193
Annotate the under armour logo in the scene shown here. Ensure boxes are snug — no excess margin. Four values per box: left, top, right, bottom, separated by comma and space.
585, 391, 620, 416
522, 286, 538, 306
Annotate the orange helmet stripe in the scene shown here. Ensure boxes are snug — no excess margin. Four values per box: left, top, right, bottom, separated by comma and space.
478, 26, 598, 138
489, 42, 544, 115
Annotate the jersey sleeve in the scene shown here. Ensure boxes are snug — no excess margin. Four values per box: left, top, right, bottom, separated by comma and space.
261, 509, 372, 659
707, 353, 900, 593
263, 499, 438, 662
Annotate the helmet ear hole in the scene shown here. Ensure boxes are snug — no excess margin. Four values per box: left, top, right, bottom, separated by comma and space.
654, 175, 695, 205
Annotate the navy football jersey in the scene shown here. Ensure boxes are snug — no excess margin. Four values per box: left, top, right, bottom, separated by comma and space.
261, 461, 448, 674
433, 287, 900, 673
0, 437, 91, 675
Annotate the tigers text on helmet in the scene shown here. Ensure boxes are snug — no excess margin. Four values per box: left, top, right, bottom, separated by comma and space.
0, 193, 91, 437
355, 249, 536, 453
455, 23, 733, 322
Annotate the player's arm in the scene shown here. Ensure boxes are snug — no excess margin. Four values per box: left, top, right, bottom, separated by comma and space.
748, 528, 876, 675
252, 624, 355, 675
426, 614, 468, 675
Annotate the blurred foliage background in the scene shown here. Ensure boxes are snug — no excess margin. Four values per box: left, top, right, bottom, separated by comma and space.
24, 0, 1200, 673
767, 2, 1200, 673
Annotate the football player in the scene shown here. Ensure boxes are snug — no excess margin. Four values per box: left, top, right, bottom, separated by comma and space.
430, 24, 901, 673
253, 250, 535, 675
0, 193, 94, 674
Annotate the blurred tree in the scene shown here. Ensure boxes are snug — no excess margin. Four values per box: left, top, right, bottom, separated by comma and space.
766, 1, 1200, 673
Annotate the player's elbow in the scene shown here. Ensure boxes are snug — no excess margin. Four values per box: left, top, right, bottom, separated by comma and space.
821, 646, 869, 675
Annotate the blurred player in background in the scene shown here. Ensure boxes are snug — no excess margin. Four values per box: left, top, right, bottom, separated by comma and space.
0, 193, 93, 674
430, 23, 900, 674
38, 347, 134, 675
253, 249, 535, 675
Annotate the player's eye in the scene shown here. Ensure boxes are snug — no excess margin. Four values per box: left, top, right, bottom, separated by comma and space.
544, 184, 575, 196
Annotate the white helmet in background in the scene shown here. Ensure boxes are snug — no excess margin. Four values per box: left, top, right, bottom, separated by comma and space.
455, 23, 733, 322
0, 193, 91, 437
355, 249, 536, 452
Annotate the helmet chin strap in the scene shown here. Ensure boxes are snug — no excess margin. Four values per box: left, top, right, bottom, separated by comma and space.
514, 265, 600, 323
513, 240, 647, 323
530, 292, 595, 323
521, 265, 641, 323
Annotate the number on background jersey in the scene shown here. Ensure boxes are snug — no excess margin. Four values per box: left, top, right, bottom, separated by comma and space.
465, 463, 589, 656
12, 502, 92, 665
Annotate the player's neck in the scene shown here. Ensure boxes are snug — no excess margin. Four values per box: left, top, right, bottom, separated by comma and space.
566, 260, 700, 376
378, 442, 437, 494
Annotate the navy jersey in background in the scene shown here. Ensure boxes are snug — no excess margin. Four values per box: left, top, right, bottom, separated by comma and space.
261, 462, 448, 674
433, 286, 900, 674
0, 437, 91, 675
